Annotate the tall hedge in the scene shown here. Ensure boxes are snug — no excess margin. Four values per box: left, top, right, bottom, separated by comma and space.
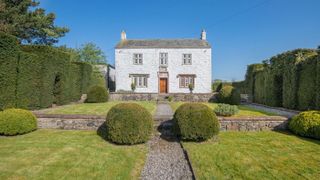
244, 64, 264, 97
317, 52, 320, 110
16, 52, 42, 109
0, 33, 99, 110
0, 33, 20, 109
297, 57, 317, 110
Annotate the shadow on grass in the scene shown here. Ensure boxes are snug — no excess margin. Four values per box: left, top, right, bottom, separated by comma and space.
273, 130, 320, 145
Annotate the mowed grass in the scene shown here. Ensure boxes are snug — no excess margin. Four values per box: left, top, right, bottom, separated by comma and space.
169, 102, 278, 117
183, 131, 320, 179
42, 101, 157, 116
0, 130, 147, 180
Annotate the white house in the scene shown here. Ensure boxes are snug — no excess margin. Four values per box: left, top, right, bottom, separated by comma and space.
115, 30, 212, 94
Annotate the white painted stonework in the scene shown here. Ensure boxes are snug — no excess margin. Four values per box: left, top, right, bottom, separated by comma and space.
115, 31, 212, 93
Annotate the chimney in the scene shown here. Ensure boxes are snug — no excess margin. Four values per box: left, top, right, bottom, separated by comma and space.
200, 29, 206, 40
121, 30, 126, 40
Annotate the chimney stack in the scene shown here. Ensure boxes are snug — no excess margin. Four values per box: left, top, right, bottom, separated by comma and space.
200, 29, 206, 40
121, 30, 126, 40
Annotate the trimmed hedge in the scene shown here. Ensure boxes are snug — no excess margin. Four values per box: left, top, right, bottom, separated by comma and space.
289, 111, 320, 139
105, 103, 153, 144
0, 108, 37, 135
0, 32, 19, 109
214, 103, 239, 117
173, 103, 219, 141
245, 49, 319, 110
0, 33, 99, 110
217, 85, 240, 105
86, 85, 109, 103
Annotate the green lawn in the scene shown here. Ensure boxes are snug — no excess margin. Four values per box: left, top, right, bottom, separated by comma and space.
183, 131, 320, 179
0, 130, 147, 180
41, 101, 157, 116
169, 102, 278, 117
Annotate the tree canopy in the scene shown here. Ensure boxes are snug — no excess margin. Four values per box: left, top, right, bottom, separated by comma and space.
77, 43, 107, 64
0, 0, 69, 45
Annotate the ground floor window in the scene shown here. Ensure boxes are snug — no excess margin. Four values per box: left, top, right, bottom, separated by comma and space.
179, 75, 195, 88
130, 74, 148, 88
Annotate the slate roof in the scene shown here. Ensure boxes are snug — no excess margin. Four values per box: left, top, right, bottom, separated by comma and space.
115, 39, 211, 49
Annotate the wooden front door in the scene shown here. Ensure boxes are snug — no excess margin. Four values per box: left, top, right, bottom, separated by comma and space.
159, 78, 168, 93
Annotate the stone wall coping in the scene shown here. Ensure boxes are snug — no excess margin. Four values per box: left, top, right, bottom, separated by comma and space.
218, 116, 288, 121
34, 113, 105, 119
35, 113, 287, 122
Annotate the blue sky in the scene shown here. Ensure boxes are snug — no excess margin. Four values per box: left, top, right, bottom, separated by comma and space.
40, 0, 320, 81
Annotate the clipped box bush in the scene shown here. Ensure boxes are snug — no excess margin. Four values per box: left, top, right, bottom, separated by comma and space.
289, 111, 320, 139
86, 85, 109, 103
0, 109, 37, 136
173, 103, 219, 141
214, 103, 239, 117
217, 85, 241, 105
105, 103, 153, 144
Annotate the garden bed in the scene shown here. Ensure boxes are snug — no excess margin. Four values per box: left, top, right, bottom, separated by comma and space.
183, 131, 320, 179
0, 130, 146, 179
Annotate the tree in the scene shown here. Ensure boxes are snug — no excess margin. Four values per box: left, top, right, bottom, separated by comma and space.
0, 0, 69, 45
77, 43, 107, 64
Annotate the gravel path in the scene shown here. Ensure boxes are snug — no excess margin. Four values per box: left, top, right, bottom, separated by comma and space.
141, 103, 194, 180
243, 103, 299, 118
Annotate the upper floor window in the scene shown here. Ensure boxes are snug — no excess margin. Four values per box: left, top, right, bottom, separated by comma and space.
182, 54, 192, 65
133, 53, 143, 65
159, 53, 168, 66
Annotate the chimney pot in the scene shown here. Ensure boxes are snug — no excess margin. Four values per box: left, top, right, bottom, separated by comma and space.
201, 29, 206, 40
121, 30, 126, 40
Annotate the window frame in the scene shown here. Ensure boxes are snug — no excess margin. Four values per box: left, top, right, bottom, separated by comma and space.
131, 74, 148, 88
182, 54, 192, 65
133, 53, 143, 65
179, 75, 195, 88
159, 52, 168, 66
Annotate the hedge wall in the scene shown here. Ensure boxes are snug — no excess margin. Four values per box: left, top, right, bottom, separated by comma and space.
0, 33, 98, 110
245, 49, 319, 110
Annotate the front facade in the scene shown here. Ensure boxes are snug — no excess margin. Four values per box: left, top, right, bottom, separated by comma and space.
115, 30, 212, 93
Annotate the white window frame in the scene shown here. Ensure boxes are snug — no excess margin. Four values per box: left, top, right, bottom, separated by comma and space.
179, 75, 195, 88
182, 54, 192, 65
133, 53, 143, 65
131, 75, 148, 88
159, 53, 168, 66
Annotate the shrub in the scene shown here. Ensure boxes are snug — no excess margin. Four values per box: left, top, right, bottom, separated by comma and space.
0, 109, 37, 136
105, 103, 153, 144
167, 96, 173, 102
217, 86, 240, 105
173, 103, 219, 141
86, 85, 109, 103
289, 111, 320, 139
214, 103, 239, 117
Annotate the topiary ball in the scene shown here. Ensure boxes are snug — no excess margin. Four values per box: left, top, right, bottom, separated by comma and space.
0, 108, 37, 136
86, 85, 109, 103
105, 103, 153, 144
173, 103, 219, 141
217, 85, 240, 105
289, 111, 320, 139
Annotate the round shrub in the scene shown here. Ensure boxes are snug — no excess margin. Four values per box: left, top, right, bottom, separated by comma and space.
289, 111, 320, 139
217, 85, 240, 105
173, 103, 219, 141
105, 103, 153, 144
86, 85, 109, 103
214, 103, 239, 117
0, 109, 37, 136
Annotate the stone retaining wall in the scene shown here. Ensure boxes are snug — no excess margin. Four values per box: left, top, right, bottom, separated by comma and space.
35, 114, 288, 131
109, 93, 217, 102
